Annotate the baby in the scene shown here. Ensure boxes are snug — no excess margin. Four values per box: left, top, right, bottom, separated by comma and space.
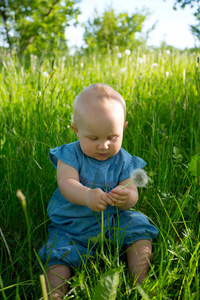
39, 83, 159, 299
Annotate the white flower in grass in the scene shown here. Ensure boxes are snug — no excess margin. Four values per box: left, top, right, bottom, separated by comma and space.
137, 57, 143, 64
120, 168, 149, 190
166, 71, 169, 78
166, 49, 170, 55
152, 63, 158, 68
117, 52, 122, 58
182, 228, 192, 238
120, 67, 126, 73
125, 49, 131, 56
70, 114, 74, 123
42, 71, 49, 78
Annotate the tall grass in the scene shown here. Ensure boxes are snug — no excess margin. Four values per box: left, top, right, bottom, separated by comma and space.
0, 47, 199, 299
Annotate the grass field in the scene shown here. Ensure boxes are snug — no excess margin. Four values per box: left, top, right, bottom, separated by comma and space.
0, 48, 200, 299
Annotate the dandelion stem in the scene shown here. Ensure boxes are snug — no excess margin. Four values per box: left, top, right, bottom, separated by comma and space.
120, 182, 132, 190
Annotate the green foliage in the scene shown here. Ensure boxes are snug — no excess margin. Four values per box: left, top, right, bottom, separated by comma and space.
190, 13, 200, 39
92, 269, 119, 300
83, 8, 151, 53
0, 48, 200, 298
0, 0, 80, 56
188, 153, 200, 185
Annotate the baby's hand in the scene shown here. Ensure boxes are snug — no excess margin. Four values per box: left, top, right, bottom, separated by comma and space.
107, 186, 130, 209
85, 189, 114, 212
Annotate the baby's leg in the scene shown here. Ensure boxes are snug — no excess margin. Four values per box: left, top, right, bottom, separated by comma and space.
126, 239, 152, 285
46, 264, 71, 300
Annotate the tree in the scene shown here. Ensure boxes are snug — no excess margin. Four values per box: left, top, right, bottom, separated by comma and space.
170, 0, 200, 15
0, 0, 80, 56
166, 0, 200, 41
190, 14, 200, 38
83, 8, 153, 53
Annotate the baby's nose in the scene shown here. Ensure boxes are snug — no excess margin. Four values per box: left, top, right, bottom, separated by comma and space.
98, 140, 109, 149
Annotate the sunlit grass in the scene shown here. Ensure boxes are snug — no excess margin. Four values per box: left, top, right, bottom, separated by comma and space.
0, 48, 199, 299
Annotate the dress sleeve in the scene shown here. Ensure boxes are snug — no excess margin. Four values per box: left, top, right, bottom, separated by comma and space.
119, 155, 147, 183
49, 144, 80, 171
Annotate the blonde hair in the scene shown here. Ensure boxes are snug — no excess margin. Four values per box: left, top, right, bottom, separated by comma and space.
73, 83, 126, 125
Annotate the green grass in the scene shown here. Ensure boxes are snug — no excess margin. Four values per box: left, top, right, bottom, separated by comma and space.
0, 48, 200, 299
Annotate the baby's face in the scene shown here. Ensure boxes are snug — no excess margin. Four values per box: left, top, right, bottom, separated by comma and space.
72, 99, 127, 161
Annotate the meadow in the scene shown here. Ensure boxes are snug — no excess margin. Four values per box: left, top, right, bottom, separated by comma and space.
0, 47, 200, 299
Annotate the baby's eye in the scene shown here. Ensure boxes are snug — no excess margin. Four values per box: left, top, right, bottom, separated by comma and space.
88, 137, 98, 141
108, 136, 117, 140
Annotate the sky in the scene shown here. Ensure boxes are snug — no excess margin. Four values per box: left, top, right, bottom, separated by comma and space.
66, 0, 199, 50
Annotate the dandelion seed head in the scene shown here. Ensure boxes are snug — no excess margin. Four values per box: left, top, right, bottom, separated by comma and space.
70, 114, 74, 123
137, 57, 143, 64
152, 63, 158, 68
166, 50, 171, 55
125, 49, 131, 56
130, 169, 149, 187
120, 68, 126, 73
42, 71, 49, 78
117, 53, 122, 58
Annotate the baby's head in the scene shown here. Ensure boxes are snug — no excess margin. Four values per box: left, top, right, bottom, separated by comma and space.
71, 83, 128, 161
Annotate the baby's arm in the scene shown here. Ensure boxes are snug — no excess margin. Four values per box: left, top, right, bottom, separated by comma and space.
57, 159, 114, 212
107, 177, 138, 210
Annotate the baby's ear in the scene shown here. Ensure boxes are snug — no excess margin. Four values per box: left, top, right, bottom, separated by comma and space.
71, 123, 78, 136
123, 121, 128, 131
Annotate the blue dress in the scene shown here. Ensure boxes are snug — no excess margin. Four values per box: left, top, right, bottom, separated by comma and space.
39, 141, 159, 268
